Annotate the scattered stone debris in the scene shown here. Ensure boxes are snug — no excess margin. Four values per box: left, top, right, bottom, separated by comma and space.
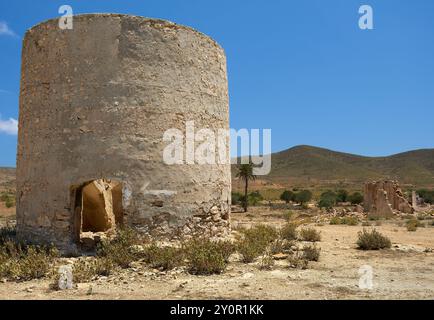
272, 253, 289, 260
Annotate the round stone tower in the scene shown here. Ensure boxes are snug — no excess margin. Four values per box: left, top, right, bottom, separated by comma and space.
16, 14, 231, 253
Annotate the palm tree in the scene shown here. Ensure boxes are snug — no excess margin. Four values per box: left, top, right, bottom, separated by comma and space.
236, 162, 256, 212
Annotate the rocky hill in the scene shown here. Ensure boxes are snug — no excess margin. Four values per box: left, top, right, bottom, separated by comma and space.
233, 145, 434, 190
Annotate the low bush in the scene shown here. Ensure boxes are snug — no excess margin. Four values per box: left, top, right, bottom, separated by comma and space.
270, 238, 293, 255
356, 229, 391, 250
341, 216, 359, 226
0, 225, 16, 244
1, 192, 15, 208
302, 244, 321, 261
258, 252, 275, 270
231, 192, 243, 206
185, 239, 235, 275
299, 228, 321, 242
280, 191, 295, 204
318, 190, 337, 209
237, 225, 278, 263
5, 197, 15, 208
71, 258, 114, 283
143, 243, 185, 270
348, 192, 364, 205
330, 216, 358, 226
329, 217, 341, 225
406, 219, 421, 232
97, 228, 140, 268
248, 191, 264, 206
0, 239, 58, 281
242, 225, 279, 245
367, 214, 381, 221
283, 211, 295, 221
287, 252, 308, 269
280, 223, 298, 241
416, 189, 434, 204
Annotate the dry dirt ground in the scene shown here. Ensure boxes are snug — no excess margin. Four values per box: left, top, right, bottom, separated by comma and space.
0, 202, 15, 222
0, 206, 433, 300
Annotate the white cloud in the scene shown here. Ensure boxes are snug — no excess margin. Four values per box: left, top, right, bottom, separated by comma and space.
0, 116, 18, 135
0, 21, 17, 37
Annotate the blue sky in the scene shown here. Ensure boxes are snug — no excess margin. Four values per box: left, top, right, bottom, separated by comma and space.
1, 0, 434, 167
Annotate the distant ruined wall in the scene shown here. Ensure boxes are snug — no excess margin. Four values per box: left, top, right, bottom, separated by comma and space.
364, 181, 414, 217
16, 14, 231, 253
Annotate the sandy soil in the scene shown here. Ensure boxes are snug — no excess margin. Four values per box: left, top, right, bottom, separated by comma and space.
1, 207, 433, 300
0, 202, 15, 221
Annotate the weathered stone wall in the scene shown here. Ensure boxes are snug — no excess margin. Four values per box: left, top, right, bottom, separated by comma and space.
16, 14, 231, 253
364, 181, 414, 217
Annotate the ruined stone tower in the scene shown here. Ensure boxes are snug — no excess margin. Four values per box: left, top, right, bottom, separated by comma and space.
364, 181, 414, 217
16, 14, 231, 253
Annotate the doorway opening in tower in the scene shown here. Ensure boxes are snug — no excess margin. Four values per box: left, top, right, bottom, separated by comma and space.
72, 179, 124, 250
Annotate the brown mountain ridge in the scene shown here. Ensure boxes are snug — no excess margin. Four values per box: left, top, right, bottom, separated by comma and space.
233, 145, 434, 189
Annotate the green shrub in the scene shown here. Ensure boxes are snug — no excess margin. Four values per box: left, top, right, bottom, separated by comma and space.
416, 189, 434, 204
282, 210, 295, 221
330, 216, 358, 225
237, 238, 261, 263
280, 190, 295, 204
242, 225, 279, 245
97, 228, 140, 268
294, 190, 312, 205
1, 192, 15, 208
5, 197, 15, 208
406, 219, 420, 232
336, 190, 349, 203
71, 258, 114, 283
258, 252, 275, 270
0, 225, 16, 244
0, 192, 7, 202
318, 197, 336, 209
287, 252, 308, 269
299, 228, 321, 242
269, 238, 293, 254
0, 240, 58, 281
143, 243, 185, 270
185, 239, 234, 275
231, 192, 243, 206
367, 214, 381, 221
237, 225, 278, 263
348, 192, 364, 205
70, 260, 94, 283
330, 217, 342, 225
341, 216, 359, 226
218, 241, 237, 263
248, 191, 264, 206
319, 191, 337, 209
280, 223, 298, 241
356, 229, 391, 250
302, 244, 321, 261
